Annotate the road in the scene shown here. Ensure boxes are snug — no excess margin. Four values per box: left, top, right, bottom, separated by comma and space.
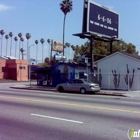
0, 87, 140, 140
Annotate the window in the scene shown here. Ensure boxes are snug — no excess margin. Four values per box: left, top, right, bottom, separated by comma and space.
19, 66, 25, 70
2, 67, 7, 72
68, 80, 74, 84
76, 79, 83, 84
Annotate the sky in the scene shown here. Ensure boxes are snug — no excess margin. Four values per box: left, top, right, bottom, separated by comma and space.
0, 0, 140, 63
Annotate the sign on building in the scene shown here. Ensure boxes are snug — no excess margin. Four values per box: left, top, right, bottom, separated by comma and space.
52, 42, 63, 53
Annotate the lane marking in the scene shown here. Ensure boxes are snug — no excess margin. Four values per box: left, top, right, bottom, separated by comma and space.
31, 113, 83, 124
0, 95, 140, 114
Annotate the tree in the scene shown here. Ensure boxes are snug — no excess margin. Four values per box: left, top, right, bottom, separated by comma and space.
71, 45, 75, 60
5, 35, 9, 56
43, 57, 50, 67
65, 42, 70, 60
47, 39, 51, 59
0, 30, 5, 56
14, 37, 18, 57
26, 33, 31, 61
73, 40, 139, 63
35, 40, 39, 64
18, 33, 22, 59
43, 57, 56, 67
20, 37, 24, 47
60, 0, 73, 55
40, 38, 45, 63
20, 37, 24, 60
9, 32, 13, 56
20, 48, 25, 60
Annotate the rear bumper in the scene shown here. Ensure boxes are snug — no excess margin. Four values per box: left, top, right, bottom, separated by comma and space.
87, 88, 100, 92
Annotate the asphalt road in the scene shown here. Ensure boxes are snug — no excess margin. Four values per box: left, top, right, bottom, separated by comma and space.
0, 88, 140, 140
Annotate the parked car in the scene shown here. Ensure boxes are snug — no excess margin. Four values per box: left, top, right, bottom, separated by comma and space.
56, 79, 100, 94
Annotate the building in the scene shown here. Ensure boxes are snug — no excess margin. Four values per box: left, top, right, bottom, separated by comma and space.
0, 59, 28, 81
95, 52, 140, 91
36, 62, 97, 86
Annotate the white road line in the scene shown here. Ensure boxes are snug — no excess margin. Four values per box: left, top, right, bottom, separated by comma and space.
31, 113, 83, 124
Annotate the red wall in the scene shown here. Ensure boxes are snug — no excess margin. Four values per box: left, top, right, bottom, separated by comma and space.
0, 59, 28, 81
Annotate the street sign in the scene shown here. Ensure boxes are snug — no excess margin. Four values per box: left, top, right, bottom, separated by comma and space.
85, 57, 88, 63
82, 0, 119, 38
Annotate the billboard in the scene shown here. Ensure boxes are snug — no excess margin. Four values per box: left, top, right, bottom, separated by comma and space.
52, 42, 63, 53
83, 0, 119, 38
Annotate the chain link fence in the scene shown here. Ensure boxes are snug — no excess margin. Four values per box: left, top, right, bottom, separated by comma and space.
88, 73, 140, 91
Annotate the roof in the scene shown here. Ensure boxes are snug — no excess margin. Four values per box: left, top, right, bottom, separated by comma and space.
123, 53, 140, 60
57, 62, 87, 68
0, 56, 7, 59
0, 55, 18, 60
95, 52, 140, 63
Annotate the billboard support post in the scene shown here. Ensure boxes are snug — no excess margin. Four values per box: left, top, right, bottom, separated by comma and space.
110, 40, 113, 54
50, 40, 53, 59
90, 37, 94, 73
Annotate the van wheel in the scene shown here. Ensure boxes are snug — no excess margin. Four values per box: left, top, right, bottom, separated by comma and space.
80, 88, 86, 94
58, 86, 64, 92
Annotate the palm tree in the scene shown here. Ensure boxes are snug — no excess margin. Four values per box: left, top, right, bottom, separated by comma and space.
5, 35, 9, 56
20, 48, 25, 60
20, 37, 24, 60
20, 37, 24, 50
0, 30, 5, 56
71, 45, 75, 50
14, 37, 18, 57
47, 39, 51, 59
18, 33, 22, 59
9, 32, 13, 56
60, 0, 73, 55
40, 38, 45, 63
65, 42, 70, 60
35, 40, 38, 64
71, 45, 75, 58
26, 33, 31, 61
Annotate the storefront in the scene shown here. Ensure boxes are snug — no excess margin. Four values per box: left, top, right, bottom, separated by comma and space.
36, 62, 91, 87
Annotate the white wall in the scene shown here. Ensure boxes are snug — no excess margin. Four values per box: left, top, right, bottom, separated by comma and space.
97, 53, 140, 90
75, 68, 87, 79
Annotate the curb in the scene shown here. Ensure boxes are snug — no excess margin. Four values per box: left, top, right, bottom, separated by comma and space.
10, 87, 126, 97
95, 92, 127, 97
10, 87, 57, 92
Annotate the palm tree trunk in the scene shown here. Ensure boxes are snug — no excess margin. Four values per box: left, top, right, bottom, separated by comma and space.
10, 37, 12, 56
21, 51, 23, 60
63, 14, 66, 56
19, 40, 21, 59
50, 40, 53, 59
15, 41, 17, 57
6, 40, 8, 56
36, 44, 38, 64
22, 42, 24, 60
49, 43, 51, 60
42, 44, 43, 63
1, 35, 3, 56
27, 40, 29, 61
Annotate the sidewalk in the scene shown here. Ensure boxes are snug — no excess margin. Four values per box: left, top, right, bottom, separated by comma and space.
10, 84, 140, 98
